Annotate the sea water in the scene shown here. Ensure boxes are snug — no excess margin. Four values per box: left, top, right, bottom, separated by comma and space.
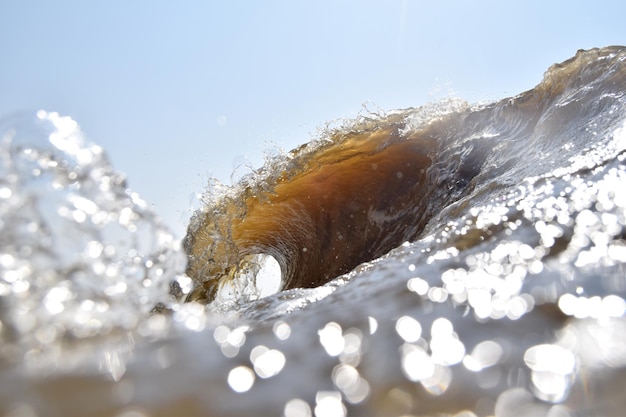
0, 46, 625, 417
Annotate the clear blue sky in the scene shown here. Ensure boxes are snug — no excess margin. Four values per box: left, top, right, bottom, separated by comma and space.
1, 1, 624, 237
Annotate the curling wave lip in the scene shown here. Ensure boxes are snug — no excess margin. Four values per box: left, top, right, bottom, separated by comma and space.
183, 105, 486, 304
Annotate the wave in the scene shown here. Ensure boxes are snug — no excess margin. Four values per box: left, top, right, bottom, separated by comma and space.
0, 46, 625, 417
184, 45, 626, 305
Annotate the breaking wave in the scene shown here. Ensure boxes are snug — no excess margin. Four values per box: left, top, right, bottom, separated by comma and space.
184, 45, 626, 308
0, 46, 625, 417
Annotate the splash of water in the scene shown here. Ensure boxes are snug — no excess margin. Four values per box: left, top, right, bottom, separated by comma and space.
0, 46, 625, 417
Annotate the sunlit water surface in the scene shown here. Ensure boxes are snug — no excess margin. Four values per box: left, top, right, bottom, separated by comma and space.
0, 46, 626, 417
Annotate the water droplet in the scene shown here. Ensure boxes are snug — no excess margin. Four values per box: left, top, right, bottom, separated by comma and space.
273, 320, 291, 340
368, 316, 378, 335
251, 345, 286, 378
395, 316, 422, 343
227, 366, 255, 393
314, 391, 345, 417
319, 322, 344, 356
284, 399, 312, 417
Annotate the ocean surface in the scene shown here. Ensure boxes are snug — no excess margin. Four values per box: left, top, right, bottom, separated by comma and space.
1, 46, 625, 417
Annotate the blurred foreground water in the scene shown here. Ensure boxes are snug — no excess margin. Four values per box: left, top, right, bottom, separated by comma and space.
1, 46, 626, 417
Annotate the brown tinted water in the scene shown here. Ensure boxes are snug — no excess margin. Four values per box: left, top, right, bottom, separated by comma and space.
183, 114, 462, 302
